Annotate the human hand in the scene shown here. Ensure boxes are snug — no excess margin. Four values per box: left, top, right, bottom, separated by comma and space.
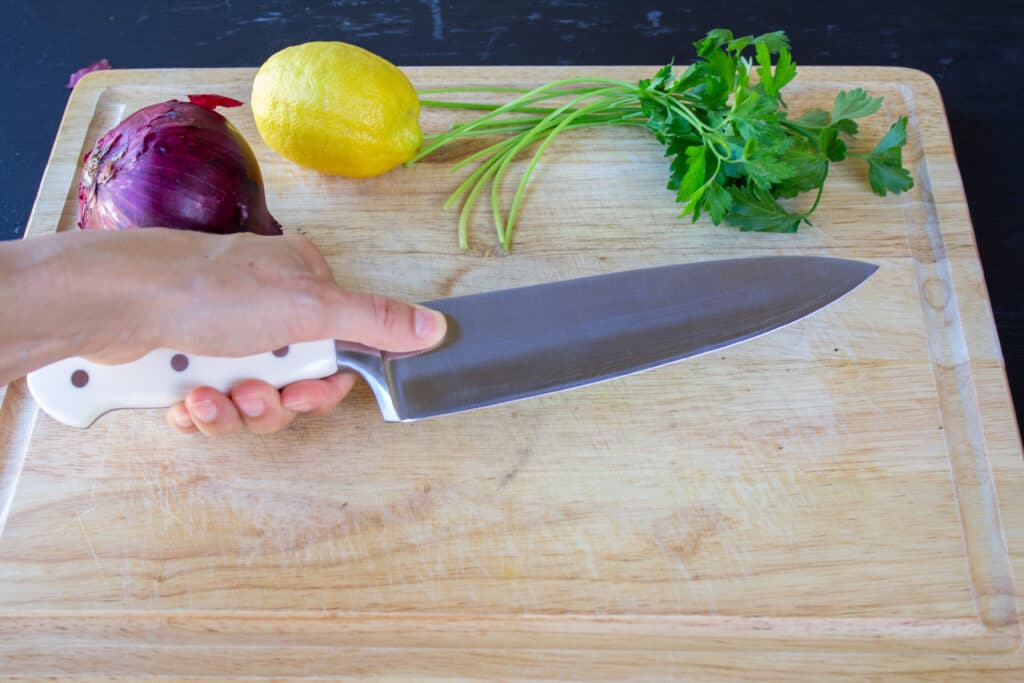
167, 372, 361, 437
72, 228, 446, 435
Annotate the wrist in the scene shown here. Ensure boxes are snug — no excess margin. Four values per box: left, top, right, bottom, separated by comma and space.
67, 230, 171, 357
23, 231, 158, 358
0, 234, 88, 381
26, 232, 113, 356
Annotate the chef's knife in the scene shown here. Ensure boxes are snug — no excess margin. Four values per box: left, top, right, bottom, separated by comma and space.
27, 255, 876, 428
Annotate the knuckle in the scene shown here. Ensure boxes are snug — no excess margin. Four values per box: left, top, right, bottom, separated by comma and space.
289, 236, 331, 274
369, 294, 406, 334
288, 234, 317, 253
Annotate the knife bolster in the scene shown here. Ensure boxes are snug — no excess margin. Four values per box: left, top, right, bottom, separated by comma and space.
335, 342, 401, 422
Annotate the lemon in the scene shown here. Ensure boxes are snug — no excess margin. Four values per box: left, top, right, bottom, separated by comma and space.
251, 42, 422, 178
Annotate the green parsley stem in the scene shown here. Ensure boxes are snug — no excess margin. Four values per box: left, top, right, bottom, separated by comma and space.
801, 171, 828, 218
503, 95, 639, 249
486, 87, 627, 248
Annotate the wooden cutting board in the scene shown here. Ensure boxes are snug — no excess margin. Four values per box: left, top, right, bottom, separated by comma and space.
1, 66, 1022, 681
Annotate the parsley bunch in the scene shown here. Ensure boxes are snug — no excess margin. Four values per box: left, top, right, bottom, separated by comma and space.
409, 28, 913, 251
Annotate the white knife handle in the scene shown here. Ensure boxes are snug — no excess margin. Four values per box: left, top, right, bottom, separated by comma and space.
25, 340, 338, 428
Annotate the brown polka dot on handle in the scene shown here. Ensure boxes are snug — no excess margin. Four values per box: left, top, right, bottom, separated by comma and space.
71, 369, 89, 387
272, 346, 290, 357
171, 354, 189, 372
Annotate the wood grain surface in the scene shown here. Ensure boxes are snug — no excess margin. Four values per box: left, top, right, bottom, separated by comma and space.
1, 66, 1022, 681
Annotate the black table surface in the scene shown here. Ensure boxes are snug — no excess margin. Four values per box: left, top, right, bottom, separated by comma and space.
2, 2, 1021, 432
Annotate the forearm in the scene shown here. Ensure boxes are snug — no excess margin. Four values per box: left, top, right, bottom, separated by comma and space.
0, 232, 145, 385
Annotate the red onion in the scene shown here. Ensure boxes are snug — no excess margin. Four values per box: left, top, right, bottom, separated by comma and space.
77, 95, 281, 235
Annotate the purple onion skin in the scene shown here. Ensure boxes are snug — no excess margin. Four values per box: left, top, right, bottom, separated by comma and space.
77, 99, 282, 236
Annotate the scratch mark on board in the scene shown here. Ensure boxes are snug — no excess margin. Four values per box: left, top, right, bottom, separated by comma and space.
77, 514, 102, 572
576, 532, 599, 579
121, 558, 132, 608
498, 447, 533, 489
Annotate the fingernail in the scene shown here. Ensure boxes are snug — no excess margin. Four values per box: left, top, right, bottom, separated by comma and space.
284, 399, 312, 412
414, 306, 446, 341
236, 396, 265, 418
191, 400, 217, 423
173, 411, 194, 429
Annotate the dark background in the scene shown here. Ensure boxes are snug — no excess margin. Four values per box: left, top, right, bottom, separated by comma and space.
2, 1, 1021, 430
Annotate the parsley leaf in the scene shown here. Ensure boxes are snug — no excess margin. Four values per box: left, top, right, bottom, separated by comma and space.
818, 126, 848, 162
832, 88, 883, 121
862, 116, 914, 195
675, 144, 710, 219
642, 63, 675, 92
700, 50, 737, 108
741, 153, 796, 190
666, 138, 700, 190
752, 30, 791, 54
756, 43, 796, 99
774, 138, 829, 198
695, 28, 735, 57
796, 109, 830, 129
824, 89, 883, 143
726, 186, 803, 232
705, 183, 733, 223
834, 118, 859, 136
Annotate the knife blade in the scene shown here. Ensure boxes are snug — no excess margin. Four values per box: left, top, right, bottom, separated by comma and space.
26, 255, 876, 428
